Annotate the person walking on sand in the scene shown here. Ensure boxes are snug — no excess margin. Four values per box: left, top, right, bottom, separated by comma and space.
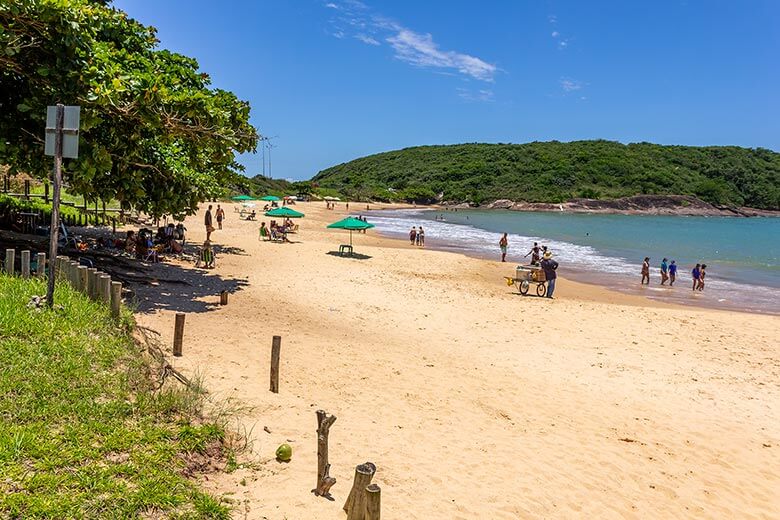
641, 257, 650, 285
669, 260, 677, 286
698, 264, 707, 291
525, 242, 541, 265
204, 205, 214, 241
418, 226, 425, 247
499, 233, 508, 262
216, 204, 225, 230
660, 258, 669, 285
409, 226, 417, 245
691, 263, 701, 291
540, 251, 559, 298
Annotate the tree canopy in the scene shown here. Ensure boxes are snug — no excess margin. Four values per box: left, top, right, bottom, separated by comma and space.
0, 0, 258, 217
312, 141, 780, 209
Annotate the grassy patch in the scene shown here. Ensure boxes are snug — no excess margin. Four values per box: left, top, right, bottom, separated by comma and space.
0, 276, 230, 518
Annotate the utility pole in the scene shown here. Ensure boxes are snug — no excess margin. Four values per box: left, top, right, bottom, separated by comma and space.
44, 104, 79, 307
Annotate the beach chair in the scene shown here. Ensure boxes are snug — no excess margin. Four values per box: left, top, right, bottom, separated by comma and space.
144, 240, 159, 263
259, 227, 271, 241
195, 247, 215, 268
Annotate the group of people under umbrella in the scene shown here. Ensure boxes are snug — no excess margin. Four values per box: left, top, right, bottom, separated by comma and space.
231, 194, 374, 255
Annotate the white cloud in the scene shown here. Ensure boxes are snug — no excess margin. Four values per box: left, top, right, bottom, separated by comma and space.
457, 88, 495, 102
387, 28, 496, 81
551, 31, 559, 38
332, 30, 345, 39
560, 78, 582, 92
558, 40, 568, 49
325, 2, 339, 8
548, 14, 557, 24
355, 33, 380, 45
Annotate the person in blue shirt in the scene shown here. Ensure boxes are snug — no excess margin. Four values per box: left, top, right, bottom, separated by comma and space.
660, 258, 669, 285
668, 260, 678, 286
691, 263, 701, 291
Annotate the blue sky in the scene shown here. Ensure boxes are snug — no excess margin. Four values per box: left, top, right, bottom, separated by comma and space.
114, 0, 779, 181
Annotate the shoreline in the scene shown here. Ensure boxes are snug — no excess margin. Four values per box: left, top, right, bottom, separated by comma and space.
363, 205, 779, 317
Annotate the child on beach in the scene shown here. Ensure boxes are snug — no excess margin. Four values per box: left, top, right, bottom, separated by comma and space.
692, 264, 701, 291
499, 233, 508, 262
669, 260, 677, 286
409, 227, 417, 245
698, 264, 707, 291
641, 257, 650, 285
525, 242, 541, 265
660, 258, 669, 285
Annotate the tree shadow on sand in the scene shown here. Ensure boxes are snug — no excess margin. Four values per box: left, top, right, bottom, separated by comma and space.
325, 251, 372, 260
128, 260, 250, 314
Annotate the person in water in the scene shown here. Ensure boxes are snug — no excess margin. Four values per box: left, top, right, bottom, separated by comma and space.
525, 242, 541, 265
669, 260, 677, 286
417, 226, 425, 247
660, 258, 669, 285
692, 263, 701, 291
698, 264, 707, 291
540, 251, 559, 298
409, 227, 417, 245
641, 257, 650, 285
499, 233, 508, 262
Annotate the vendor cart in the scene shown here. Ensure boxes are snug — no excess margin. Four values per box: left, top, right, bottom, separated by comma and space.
505, 265, 547, 297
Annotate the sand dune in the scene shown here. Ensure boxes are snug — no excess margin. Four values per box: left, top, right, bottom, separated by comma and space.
135, 202, 779, 519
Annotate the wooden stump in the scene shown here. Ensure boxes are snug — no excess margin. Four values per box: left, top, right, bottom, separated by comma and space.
77, 266, 88, 293
98, 274, 111, 302
36, 252, 46, 277
87, 268, 98, 299
20, 250, 30, 278
270, 335, 281, 393
312, 410, 337, 499
111, 281, 122, 318
344, 462, 376, 520
365, 484, 381, 520
173, 313, 185, 356
5, 248, 15, 274
220, 290, 228, 305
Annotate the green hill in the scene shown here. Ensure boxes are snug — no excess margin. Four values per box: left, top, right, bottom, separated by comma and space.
311, 141, 780, 210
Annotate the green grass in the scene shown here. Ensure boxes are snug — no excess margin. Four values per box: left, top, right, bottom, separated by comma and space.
0, 193, 106, 226
0, 276, 231, 519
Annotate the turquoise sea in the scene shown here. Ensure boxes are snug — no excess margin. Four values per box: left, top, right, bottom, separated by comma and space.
365, 209, 780, 314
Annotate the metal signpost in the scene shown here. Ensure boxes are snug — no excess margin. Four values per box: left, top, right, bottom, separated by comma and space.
44, 104, 80, 307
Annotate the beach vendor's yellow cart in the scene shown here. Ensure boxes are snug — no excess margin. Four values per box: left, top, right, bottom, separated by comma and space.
505, 265, 547, 297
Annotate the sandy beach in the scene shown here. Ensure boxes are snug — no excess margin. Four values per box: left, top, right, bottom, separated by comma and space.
134, 201, 779, 519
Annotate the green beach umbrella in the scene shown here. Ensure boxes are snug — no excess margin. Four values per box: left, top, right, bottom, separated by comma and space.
265, 207, 305, 218
231, 194, 256, 201
260, 195, 281, 201
326, 216, 375, 247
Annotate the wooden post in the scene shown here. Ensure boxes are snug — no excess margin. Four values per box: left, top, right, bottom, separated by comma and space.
270, 335, 281, 393
173, 313, 185, 356
44, 182, 49, 203
365, 484, 381, 520
20, 250, 30, 278
111, 281, 122, 318
99, 274, 111, 303
45, 103, 65, 308
24, 179, 30, 200
312, 410, 337, 499
220, 290, 228, 305
87, 268, 98, 299
36, 252, 46, 277
67, 261, 76, 287
4, 248, 14, 274
56, 256, 68, 282
344, 462, 376, 520
77, 265, 88, 293
112, 218, 116, 235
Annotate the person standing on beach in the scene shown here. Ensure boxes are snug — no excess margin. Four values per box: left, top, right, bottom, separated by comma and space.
641, 257, 650, 285
204, 205, 214, 241
409, 227, 417, 245
669, 260, 677, 286
698, 264, 707, 291
499, 233, 508, 262
660, 258, 669, 285
418, 226, 425, 247
216, 205, 225, 230
525, 242, 541, 265
540, 251, 559, 298
692, 263, 701, 291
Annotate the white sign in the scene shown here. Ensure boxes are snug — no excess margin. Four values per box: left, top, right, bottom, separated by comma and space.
45, 105, 80, 158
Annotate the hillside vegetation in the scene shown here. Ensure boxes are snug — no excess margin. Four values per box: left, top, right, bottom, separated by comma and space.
312, 141, 780, 210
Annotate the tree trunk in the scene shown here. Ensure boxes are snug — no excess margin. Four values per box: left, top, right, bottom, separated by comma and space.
312, 410, 337, 499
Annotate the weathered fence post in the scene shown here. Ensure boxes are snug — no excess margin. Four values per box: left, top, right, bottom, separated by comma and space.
87, 268, 98, 299
344, 462, 376, 520
20, 250, 30, 278
69, 261, 79, 288
365, 484, 381, 520
270, 335, 281, 393
110, 281, 122, 318
173, 313, 185, 356
77, 265, 88, 293
36, 252, 46, 278
4, 248, 15, 274
312, 410, 337, 499
99, 274, 111, 303
220, 290, 228, 305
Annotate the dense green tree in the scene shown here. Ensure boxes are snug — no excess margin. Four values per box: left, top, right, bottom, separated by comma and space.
312, 141, 780, 209
0, 0, 257, 217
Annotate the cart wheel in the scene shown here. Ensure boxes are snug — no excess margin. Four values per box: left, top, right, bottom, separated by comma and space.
536, 283, 547, 297
519, 280, 530, 295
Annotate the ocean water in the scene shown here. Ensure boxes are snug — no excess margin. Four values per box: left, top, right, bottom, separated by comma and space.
363, 208, 780, 314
